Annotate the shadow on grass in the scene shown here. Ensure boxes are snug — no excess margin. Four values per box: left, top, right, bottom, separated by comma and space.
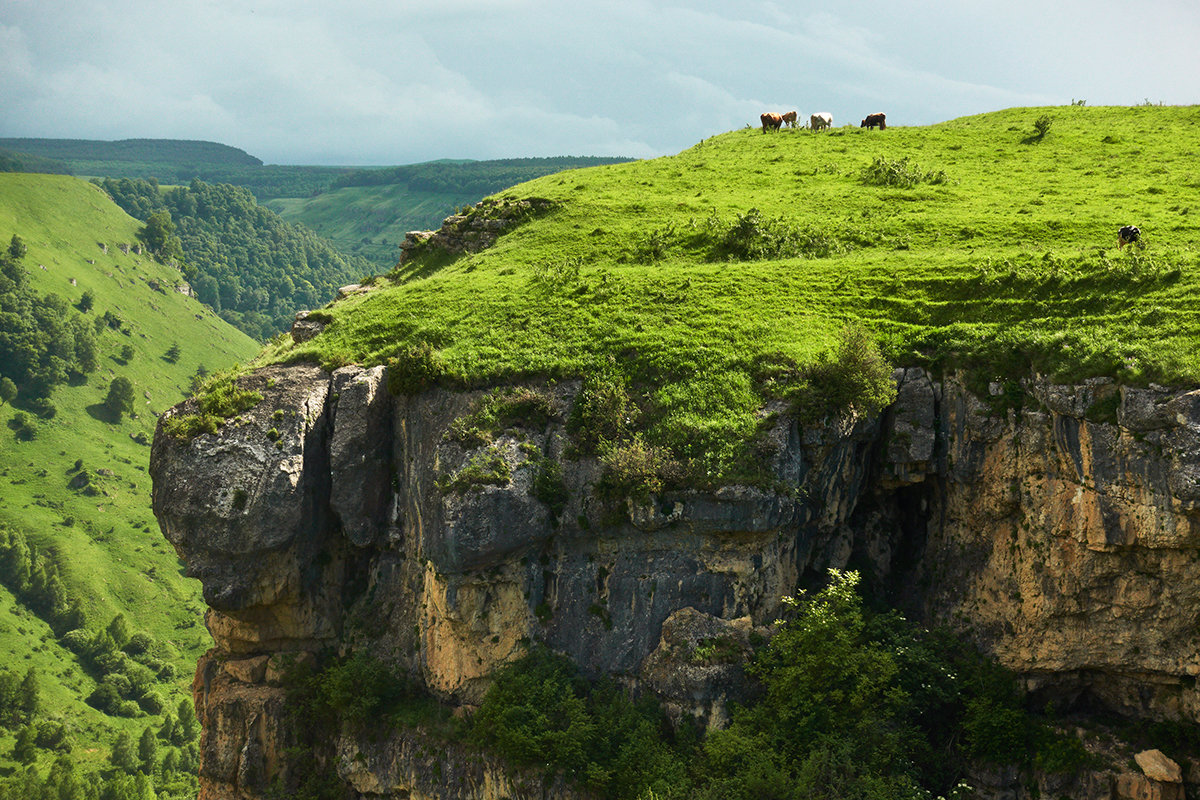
85, 403, 121, 424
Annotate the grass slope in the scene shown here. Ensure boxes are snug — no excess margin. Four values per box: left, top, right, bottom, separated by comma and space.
266, 182, 470, 266
284, 105, 1200, 480
0, 174, 259, 782
266, 158, 636, 268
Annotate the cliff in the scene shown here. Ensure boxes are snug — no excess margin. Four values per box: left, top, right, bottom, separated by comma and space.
151, 364, 1200, 799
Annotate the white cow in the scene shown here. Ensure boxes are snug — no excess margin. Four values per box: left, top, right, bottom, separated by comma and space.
810, 112, 833, 132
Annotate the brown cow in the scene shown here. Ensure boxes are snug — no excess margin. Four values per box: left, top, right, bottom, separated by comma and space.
861, 112, 887, 130
760, 112, 783, 132
781, 110, 798, 128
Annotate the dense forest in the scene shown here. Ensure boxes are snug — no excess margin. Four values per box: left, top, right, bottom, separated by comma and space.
332, 156, 634, 195
0, 139, 261, 168
0, 149, 72, 175
96, 178, 372, 340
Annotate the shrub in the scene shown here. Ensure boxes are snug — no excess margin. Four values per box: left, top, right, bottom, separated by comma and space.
1033, 114, 1053, 139
386, 342, 445, 395
161, 369, 262, 439
792, 324, 898, 420
597, 436, 683, 502
437, 447, 511, 494
532, 458, 569, 521
470, 645, 690, 798
568, 372, 633, 455
861, 156, 948, 188
447, 386, 558, 445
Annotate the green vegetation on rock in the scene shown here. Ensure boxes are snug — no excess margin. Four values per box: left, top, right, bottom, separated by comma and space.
282, 105, 1200, 486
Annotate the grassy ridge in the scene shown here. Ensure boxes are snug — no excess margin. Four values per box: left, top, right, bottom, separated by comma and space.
0, 174, 259, 786
284, 105, 1200, 480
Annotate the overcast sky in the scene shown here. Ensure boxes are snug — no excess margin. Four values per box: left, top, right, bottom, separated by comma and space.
1, 0, 1197, 165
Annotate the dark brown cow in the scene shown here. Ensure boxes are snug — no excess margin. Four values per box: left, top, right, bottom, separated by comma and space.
861, 112, 887, 130
781, 110, 798, 128
760, 112, 783, 132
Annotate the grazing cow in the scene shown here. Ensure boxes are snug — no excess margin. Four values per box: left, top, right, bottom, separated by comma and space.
1117, 225, 1141, 249
861, 112, 887, 130
781, 111, 798, 128
760, 112, 783, 132
810, 112, 833, 132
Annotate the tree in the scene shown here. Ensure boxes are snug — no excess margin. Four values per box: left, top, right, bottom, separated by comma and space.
0, 377, 15, 405
176, 698, 199, 743
12, 723, 37, 764
78, 290, 95, 313
19, 668, 39, 719
104, 377, 136, 420
120, 344, 135, 363
110, 730, 137, 774
137, 726, 157, 774
139, 211, 181, 261
164, 342, 181, 363
106, 614, 132, 649
7, 234, 27, 263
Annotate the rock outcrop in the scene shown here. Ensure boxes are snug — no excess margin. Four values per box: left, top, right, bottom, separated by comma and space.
151, 364, 1200, 799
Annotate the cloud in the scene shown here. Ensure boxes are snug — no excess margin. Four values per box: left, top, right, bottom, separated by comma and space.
0, 0, 1196, 164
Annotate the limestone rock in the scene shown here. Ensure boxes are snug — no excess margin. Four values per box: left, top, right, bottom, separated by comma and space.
150, 362, 1200, 799
1136, 749, 1183, 783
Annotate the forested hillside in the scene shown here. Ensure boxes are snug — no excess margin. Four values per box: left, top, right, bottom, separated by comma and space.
0, 148, 72, 175
96, 178, 373, 340
0, 173, 259, 799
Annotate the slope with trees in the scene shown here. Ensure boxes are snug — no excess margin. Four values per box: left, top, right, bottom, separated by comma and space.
0, 172, 259, 797
96, 177, 373, 339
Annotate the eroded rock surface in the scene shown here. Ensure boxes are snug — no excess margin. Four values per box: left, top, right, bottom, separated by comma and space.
151, 365, 1200, 799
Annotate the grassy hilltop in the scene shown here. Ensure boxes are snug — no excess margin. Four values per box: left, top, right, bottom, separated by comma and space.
279, 105, 1200, 482
0, 173, 259, 794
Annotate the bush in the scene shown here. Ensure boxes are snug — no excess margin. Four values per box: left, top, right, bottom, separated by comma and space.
567, 372, 633, 455
161, 369, 262, 439
597, 436, 683, 502
471, 645, 690, 798
861, 157, 948, 188
437, 447, 511, 494
1033, 115, 1053, 139
792, 324, 898, 420
386, 342, 445, 395
122, 631, 153, 656
447, 386, 558, 445
532, 458, 569, 521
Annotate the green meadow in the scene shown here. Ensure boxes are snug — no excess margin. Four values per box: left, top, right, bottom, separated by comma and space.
0, 173, 258, 792
281, 106, 1200, 481
266, 182, 466, 265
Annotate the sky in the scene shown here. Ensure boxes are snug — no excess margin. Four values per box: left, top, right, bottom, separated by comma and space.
1, 0, 1197, 166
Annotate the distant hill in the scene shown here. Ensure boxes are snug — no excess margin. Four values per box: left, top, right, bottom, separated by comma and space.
266, 156, 635, 266
0, 147, 73, 175
0, 137, 262, 168
0, 173, 260, 796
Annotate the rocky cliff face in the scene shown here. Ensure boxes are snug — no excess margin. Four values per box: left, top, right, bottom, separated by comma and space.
151, 364, 1200, 799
